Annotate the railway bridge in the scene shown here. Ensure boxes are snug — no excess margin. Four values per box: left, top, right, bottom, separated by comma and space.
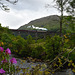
10, 29, 59, 39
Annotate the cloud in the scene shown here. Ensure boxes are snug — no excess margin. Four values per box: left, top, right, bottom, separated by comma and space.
9, 0, 53, 11
0, 10, 29, 29
0, 0, 67, 29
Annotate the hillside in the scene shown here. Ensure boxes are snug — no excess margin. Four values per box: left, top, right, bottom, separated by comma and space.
18, 15, 60, 31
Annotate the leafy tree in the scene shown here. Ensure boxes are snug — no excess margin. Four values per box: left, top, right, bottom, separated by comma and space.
54, 0, 75, 36
45, 35, 62, 60
65, 0, 75, 16
54, 0, 64, 36
63, 16, 75, 33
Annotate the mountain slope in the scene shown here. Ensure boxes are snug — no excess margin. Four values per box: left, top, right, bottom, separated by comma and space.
18, 15, 60, 31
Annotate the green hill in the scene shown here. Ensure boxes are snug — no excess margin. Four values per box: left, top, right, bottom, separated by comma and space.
18, 15, 74, 32
18, 15, 60, 31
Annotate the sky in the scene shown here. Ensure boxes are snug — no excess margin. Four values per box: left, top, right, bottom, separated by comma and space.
0, 0, 67, 29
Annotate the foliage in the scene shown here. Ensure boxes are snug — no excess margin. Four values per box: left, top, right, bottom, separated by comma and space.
0, 24, 75, 61
54, 0, 75, 15
0, 45, 75, 75
63, 33, 75, 48
26, 35, 35, 44
45, 35, 62, 60
0, 24, 75, 75
54, 0, 75, 36
63, 16, 75, 33
31, 45, 45, 59
66, 0, 75, 16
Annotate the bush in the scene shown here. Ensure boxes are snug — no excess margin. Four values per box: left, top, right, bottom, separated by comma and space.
63, 33, 75, 48
45, 35, 62, 60
26, 35, 35, 44
31, 45, 45, 59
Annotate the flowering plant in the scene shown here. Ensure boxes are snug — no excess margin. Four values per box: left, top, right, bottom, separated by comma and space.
0, 46, 17, 75
0, 68, 6, 74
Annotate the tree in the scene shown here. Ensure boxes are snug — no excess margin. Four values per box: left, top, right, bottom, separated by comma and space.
54, 0, 75, 36
54, 0, 65, 36
0, 0, 18, 11
66, 0, 75, 16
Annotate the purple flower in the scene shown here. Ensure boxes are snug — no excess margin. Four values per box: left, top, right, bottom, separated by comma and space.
10, 58, 17, 64
1, 59, 8, 63
5, 48, 11, 55
0, 47, 4, 53
0, 68, 5, 74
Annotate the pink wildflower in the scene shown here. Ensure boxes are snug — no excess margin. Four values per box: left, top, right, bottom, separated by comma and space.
0, 68, 5, 74
10, 58, 17, 64
0, 47, 4, 53
5, 48, 11, 55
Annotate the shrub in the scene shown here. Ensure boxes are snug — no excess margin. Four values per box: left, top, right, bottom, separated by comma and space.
45, 35, 62, 60
63, 33, 75, 48
31, 45, 45, 59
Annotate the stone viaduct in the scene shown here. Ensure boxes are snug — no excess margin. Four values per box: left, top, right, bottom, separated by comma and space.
10, 29, 59, 39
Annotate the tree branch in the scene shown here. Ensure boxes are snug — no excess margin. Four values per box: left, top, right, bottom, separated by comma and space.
0, 0, 18, 11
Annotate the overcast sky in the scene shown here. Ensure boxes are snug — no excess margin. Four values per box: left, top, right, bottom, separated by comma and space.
0, 0, 67, 29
